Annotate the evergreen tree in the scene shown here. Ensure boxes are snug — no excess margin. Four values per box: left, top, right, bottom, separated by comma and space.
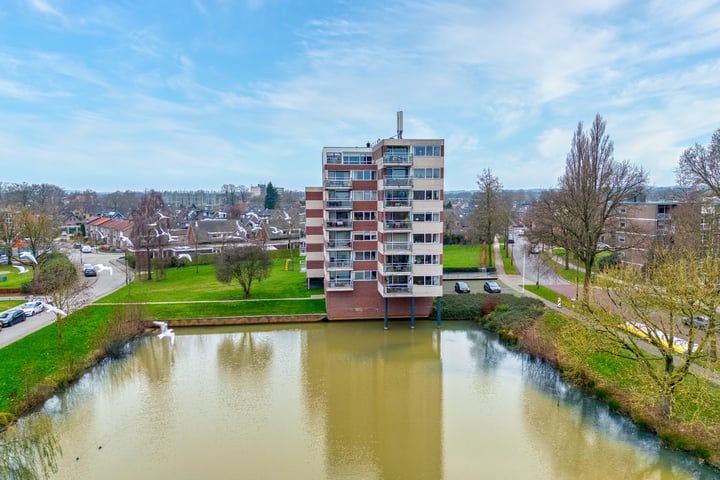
264, 182, 279, 209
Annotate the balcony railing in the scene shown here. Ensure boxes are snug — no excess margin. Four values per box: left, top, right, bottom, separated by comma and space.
383, 262, 412, 273
383, 199, 412, 209
326, 239, 352, 249
384, 176, 412, 187
382, 153, 413, 165
324, 178, 352, 188
326, 260, 353, 270
327, 279, 354, 290
326, 219, 353, 229
325, 200, 353, 210
383, 220, 412, 230
383, 241, 412, 252
384, 284, 412, 295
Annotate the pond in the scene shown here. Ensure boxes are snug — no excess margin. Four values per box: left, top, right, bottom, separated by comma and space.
44, 321, 718, 479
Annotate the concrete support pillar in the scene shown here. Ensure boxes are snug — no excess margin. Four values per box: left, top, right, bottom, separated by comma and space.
410, 298, 415, 329
436, 297, 442, 327
384, 297, 389, 330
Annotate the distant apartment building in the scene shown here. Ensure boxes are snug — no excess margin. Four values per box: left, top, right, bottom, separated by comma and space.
605, 201, 677, 265
305, 132, 444, 324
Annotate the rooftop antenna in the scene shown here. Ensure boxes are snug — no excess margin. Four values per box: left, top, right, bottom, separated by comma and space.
396, 111, 403, 139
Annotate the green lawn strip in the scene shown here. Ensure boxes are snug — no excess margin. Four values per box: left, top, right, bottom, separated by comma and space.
522, 283, 574, 305
0, 305, 116, 414
145, 298, 326, 319
98, 258, 321, 303
0, 300, 24, 311
499, 245, 519, 275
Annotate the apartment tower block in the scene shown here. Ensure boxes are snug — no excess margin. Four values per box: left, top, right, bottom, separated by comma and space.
305, 120, 444, 324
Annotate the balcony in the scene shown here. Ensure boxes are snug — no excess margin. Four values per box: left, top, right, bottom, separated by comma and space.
326, 239, 352, 250
324, 178, 352, 188
326, 219, 353, 230
384, 284, 412, 295
384, 176, 412, 187
383, 199, 412, 210
383, 241, 412, 252
383, 262, 412, 273
326, 259, 353, 270
327, 279, 354, 291
382, 153, 413, 165
383, 220, 412, 230
325, 200, 352, 210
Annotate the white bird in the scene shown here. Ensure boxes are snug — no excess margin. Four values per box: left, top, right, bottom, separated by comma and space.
178, 253, 192, 262
19, 252, 38, 264
13, 265, 29, 274
41, 303, 67, 317
246, 212, 260, 222
235, 221, 247, 237
153, 320, 175, 345
157, 210, 170, 220
283, 210, 290, 221
94, 264, 113, 276
120, 233, 134, 247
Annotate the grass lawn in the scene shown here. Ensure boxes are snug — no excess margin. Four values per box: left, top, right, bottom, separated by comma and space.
100, 257, 321, 303
443, 244, 486, 269
0, 300, 24, 311
0, 265, 33, 289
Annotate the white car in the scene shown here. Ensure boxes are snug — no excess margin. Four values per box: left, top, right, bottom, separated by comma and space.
19, 300, 45, 317
81, 245, 92, 253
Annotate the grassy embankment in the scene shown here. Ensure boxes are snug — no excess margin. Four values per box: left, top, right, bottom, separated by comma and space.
436, 291, 720, 466
0, 256, 324, 416
0, 265, 33, 289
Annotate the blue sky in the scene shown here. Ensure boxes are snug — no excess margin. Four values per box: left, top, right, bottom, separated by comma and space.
1, 0, 719, 193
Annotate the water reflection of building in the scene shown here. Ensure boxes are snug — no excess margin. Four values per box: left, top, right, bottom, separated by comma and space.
302, 323, 443, 479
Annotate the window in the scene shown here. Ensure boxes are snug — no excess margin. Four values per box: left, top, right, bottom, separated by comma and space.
412, 212, 439, 222
354, 251, 377, 261
353, 211, 377, 221
414, 254, 439, 264
412, 275, 439, 286
413, 233, 440, 243
618, 236, 626, 243
343, 153, 372, 165
353, 231, 377, 241
352, 190, 377, 201
413, 145, 441, 156
352, 170, 376, 180
328, 171, 350, 180
326, 152, 342, 164
413, 190, 440, 200
619, 221, 626, 228
413, 168, 441, 179
354, 270, 377, 281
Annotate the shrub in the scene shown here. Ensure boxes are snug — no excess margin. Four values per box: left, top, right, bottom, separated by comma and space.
481, 297, 501, 316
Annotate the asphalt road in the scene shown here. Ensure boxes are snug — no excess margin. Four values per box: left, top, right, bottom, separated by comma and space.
0, 250, 129, 349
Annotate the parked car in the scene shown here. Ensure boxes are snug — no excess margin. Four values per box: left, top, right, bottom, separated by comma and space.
81, 245, 92, 253
454, 281, 471, 293
682, 315, 709, 329
530, 244, 541, 254
0, 309, 26, 327
596, 242, 611, 250
483, 281, 501, 293
83, 263, 97, 277
19, 300, 44, 317
507, 233, 515, 244
0, 254, 8, 263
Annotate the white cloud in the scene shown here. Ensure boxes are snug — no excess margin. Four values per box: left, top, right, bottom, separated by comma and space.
27, 0, 62, 18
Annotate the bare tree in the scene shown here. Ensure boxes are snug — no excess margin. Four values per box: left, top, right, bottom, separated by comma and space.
33, 253, 82, 345
15, 209, 59, 276
556, 114, 647, 303
676, 128, 720, 196
130, 191, 165, 281
470, 169, 505, 267
215, 245, 272, 297
587, 248, 720, 416
0, 208, 20, 265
